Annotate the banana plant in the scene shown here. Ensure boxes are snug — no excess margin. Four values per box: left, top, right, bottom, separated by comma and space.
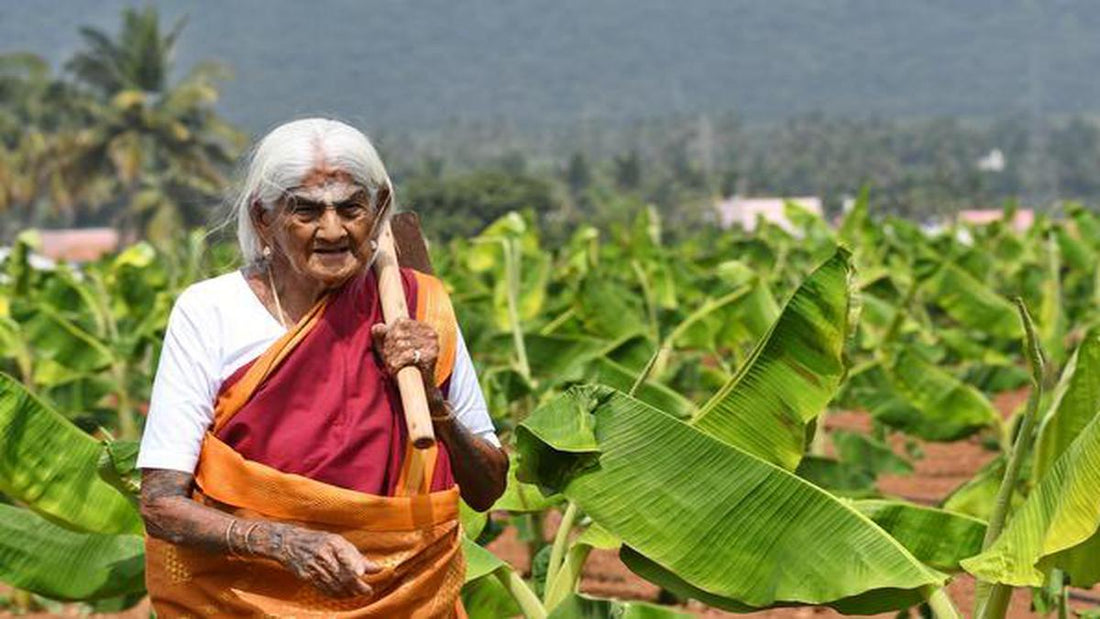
499, 249, 987, 616
0, 372, 145, 605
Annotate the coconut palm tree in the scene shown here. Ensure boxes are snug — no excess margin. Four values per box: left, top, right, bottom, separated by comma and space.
0, 54, 98, 237
63, 5, 244, 242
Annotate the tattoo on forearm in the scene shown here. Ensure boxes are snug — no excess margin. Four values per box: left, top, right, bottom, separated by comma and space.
140, 470, 376, 598
432, 408, 509, 511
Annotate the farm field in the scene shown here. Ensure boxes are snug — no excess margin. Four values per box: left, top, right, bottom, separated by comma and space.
5, 198, 1100, 617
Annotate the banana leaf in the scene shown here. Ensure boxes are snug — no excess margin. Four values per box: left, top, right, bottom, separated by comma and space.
961, 404, 1100, 587
0, 373, 142, 534
692, 248, 855, 470
573, 276, 649, 341
1025, 329, 1100, 587
1035, 330, 1100, 481
520, 332, 610, 381
460, 501, 488, 540
921, 262, 1022, 340
1038, 234, 1066, 365
941, 455, 1024, 522
463, 537, 508, 582
832, 431, 913, 477
461, 576, 521, 618
585, 356, 694, 420
492, 453, 563, 512
0, 504, 144, 600
852, 500, 986, 572
878, 348, 997, 441
15, 305, 113, 374
517, 386, 944, 611
795, 455, 877, 497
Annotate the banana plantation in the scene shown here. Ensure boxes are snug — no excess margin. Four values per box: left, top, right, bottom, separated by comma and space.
4, 196, 1100, 618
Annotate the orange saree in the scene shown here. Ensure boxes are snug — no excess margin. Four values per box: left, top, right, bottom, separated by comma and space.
145, 269, 467, 618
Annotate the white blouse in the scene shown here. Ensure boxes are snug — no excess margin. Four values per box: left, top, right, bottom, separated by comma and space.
136, 270, 500, 474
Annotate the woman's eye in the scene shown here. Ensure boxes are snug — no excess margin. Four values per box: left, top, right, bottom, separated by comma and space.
293, 206, 324, 220
337, 204, 368, 219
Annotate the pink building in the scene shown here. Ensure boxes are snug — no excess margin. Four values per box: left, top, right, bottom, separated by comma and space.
36, 228, 120, 262
715, 196, 824, 233
957, 209, 1034, 233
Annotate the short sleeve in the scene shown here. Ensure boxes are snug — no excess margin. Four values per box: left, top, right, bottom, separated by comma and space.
448, 327, 501, 448
136, 290, 220, 473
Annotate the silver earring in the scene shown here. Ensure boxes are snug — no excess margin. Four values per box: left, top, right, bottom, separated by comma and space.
262, 245, 272, 259
369, 239, 379, 252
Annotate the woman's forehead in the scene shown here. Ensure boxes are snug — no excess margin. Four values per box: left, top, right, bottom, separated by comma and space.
287, 168, 364, 204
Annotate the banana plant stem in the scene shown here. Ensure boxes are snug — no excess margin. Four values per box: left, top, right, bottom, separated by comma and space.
494, 568, 547, 619
923, 586, 961, 619
543, 501, 578, 602
974, 299, 1045, 619
539, 307, 575, 335
544, 543, 593, 611
631, 260, 659, 343
504, 239, 532, 381
111, 362, 138, 441
629, 344, 664, 397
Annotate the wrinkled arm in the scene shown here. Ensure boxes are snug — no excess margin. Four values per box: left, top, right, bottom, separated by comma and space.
140, 469, 378, 598
426, 386, 509, 511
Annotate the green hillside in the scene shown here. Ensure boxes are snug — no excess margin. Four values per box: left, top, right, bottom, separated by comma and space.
0, 0, 1097, 132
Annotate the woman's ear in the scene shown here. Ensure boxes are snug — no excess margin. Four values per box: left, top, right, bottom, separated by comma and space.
251, 198, 273, 246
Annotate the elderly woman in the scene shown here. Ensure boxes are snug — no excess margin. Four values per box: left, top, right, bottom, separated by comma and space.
137, 118, 508, 616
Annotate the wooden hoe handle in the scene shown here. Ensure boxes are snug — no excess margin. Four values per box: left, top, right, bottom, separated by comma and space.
373, 220, 436, 450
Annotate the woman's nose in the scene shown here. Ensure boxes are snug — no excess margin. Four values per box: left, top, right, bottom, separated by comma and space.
315, 207, 347, 239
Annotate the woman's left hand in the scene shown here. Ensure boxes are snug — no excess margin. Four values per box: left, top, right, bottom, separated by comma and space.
370, 318, 439, 385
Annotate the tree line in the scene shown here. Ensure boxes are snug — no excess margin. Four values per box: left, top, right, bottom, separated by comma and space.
3, 6, 1100, 248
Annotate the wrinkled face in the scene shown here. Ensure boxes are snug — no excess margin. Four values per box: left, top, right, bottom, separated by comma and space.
257, 167, 388, 289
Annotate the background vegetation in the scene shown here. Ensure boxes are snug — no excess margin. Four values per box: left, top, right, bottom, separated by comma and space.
5, 7, 1100, 618
4, 4, 1100, 244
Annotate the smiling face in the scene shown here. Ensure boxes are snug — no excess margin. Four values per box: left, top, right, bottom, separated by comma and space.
255, 168, 389, 290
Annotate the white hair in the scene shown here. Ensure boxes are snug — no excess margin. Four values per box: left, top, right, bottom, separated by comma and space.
233, 117, 393, 264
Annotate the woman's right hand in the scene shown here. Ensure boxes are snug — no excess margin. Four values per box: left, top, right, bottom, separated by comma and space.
273, 524, 381, 598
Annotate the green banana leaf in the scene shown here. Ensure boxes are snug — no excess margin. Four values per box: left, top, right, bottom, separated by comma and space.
692, 248, 855, 470
879, 348, 998, 441
15, 305, 113, 374
941, 455, 1023, 522
463, 537, 508, 582
1021, 329, 1100, 587
852, 500, 986, 572
837, 186, 875, 253
0, 373, 142, 534
1038, 234, 1066, 365
1034, 330, 1100, 481
460, 501, 488, 540
832, 431, 913, 477
1055, 225, 1097, 274
517, 386, 944, 611
961, 403, 1100, 587
585, 356, 695, 420
922, 262, 1023, 340
520, 332, 610, 381
461, 576, 522, 618
573, 276, 649, 341
492, 453, 564, 512
794, 455, 877, 497
0, 504, 144, 600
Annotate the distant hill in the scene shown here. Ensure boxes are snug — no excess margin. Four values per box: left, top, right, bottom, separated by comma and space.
2, 1, 1099, 134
